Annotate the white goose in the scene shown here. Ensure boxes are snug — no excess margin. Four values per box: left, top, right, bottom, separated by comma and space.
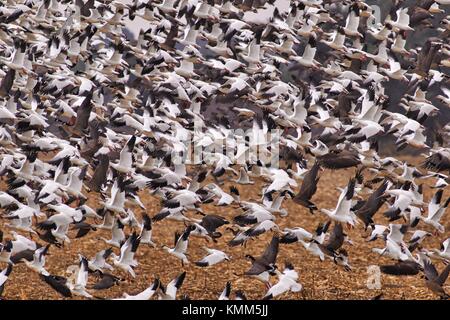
114, 278, 160, 300
68, 256, 92, 298
110, 135, 136, 174
263, 263, 302, 299
233, 167, 255, 185
291, 36, 319, 68
387, 7, 413, 31
195, 247, 230, 267
111, 232, 141, 278
22, 245, 50, 276
320, 179, 358, 227
162, 226, 194, 266
419, 190, 449, 233
428, 238, 450, 262
343, 4, 362, 37
88, 248, 113, 272
321, 27, 347, 51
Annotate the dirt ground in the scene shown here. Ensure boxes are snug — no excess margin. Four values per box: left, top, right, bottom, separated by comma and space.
0, 162, 449, 300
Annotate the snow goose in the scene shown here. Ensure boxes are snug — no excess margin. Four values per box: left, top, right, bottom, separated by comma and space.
372, 238, 411, 261
88, 248, 114, 272
0, 264, 13, 297
158, 271, 186, 300
3, 203, 40, 234
111, 232, 141, 278
100, 218, 125, 248
36, 205, 84, 244
436, 87, 450, 106
114, 278, 160, 300
233, 202, 275, 226
320, 178, 358, 227
67, 256, 92, 298
162, 225, 194, 266
368, 23, 393, 41
204, 183, 235, 206
63, 166, 87, 202
262, 262, 302, 299
161, 190, 202, 212
0, 38, 27, 72
22, 244, 50, 276
233, 167, 255, 185
418, 189, 450, 233
343, 3, 362, 37
242, 220, 280, 240
139, 213, 155, 247
239, 36, 262, 68
264, 168, 298, 194
291, 36, 320, 68
195, 247, 230, 267
391, 31, 409, 56
321, 26, 347, 51
110, 135, 136, 174
218, 281, 231, 300
264, 191, 290, 217
366, 224, 388, 242
0, 240, 13, 264
280, 226, 313, 244
381, 58, 408, 81
428, 238, 450, 262
102, 176, 128, 215
386, 7, 414, 31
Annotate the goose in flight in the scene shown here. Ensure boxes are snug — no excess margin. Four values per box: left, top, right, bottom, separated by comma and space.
427, 238, 450, 262
163, 225, 195, 266
320, 178, 358, 227
67, 256, 92, 299
244, 235, 279, 288
22, 244, 50, 276
110, 136, 136, 174
0, 263, 13, 298
111, 232, 141, 278
195, 247, 230, 267
114, 278, 160, 300
157, 271, 186, 300
423, 260, 450, 299
291, 36, 320, 68
293, 161, 321, 214
417, 189, 450, 233
263, 262, 302, 300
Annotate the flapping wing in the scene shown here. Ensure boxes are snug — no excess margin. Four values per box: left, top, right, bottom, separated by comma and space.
261, 235, 279, 265
324, 223, 344, 252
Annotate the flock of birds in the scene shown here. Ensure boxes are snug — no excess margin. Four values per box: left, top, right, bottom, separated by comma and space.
0, 0, 450, 300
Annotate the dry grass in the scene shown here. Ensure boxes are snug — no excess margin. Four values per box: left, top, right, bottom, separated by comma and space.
1, 162, 449, 300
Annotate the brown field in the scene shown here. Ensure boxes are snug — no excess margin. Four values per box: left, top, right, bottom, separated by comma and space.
1, 163, 449, 300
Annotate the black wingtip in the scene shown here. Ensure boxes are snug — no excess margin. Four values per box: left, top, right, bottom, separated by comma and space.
175, 271, 186, 289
